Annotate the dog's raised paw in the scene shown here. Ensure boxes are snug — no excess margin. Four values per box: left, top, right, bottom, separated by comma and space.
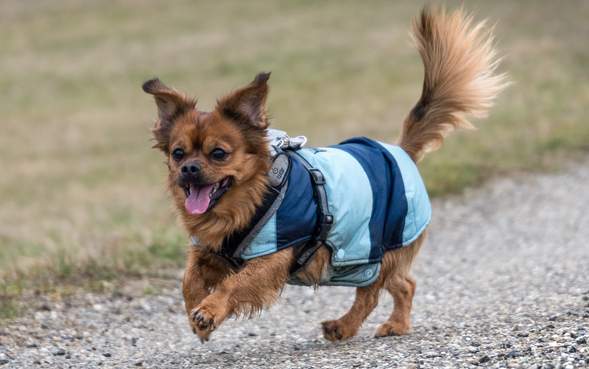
191, 308, 217, 331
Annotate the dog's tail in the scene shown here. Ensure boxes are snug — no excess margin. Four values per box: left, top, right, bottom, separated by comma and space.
396, 7, 508, 163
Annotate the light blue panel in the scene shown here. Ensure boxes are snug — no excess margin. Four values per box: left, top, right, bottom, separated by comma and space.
241, 213, 278, 260
298, 148, 374, 267
378, 142, 432, 246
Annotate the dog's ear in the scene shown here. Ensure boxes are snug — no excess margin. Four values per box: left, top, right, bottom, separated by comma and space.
143, 78, 196, 152
216, 73, 271, 129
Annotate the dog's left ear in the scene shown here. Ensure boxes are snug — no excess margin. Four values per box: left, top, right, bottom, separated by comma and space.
143, 78, 196, 152
216, 72, 271, 129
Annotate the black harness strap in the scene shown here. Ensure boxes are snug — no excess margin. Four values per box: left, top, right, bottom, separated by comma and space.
211, 150, 291, 270
286, 151, 334, 277
214, 184, 283, 269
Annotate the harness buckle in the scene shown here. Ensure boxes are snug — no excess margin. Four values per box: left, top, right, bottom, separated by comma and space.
315, 211, 333, 241
308, 168, 326, 185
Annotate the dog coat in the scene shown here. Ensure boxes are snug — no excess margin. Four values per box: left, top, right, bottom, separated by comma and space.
226, 136, 432, 287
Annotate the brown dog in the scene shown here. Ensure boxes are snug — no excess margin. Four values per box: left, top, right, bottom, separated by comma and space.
143, 8, 506, 343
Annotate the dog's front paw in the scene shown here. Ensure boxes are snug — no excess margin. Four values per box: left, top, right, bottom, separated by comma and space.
373, 321, 411, 338
321, 320, 357, 342
188, 314, 212, 343
189, 301, 227, 343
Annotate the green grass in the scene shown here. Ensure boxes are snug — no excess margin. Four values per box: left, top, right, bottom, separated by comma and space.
0, 0, 588, 284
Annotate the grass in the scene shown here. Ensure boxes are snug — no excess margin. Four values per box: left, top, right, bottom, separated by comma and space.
0, 0, 588, 285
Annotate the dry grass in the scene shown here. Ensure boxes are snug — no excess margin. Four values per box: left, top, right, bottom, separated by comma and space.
1, 0, 588, 283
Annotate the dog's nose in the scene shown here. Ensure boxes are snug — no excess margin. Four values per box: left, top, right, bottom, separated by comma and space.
181, 163, 201, 177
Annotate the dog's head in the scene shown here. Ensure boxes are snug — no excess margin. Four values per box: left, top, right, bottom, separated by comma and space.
143, 74, 272, 229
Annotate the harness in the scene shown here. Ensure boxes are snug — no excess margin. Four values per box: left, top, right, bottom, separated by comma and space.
193, 130, 333, 277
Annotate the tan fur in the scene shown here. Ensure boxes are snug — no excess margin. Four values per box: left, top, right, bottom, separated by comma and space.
396, 7, 508, 163
321, 229, 427, 341
143, 7, 505, 343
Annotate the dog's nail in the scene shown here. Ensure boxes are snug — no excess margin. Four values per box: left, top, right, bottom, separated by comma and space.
195, 314, 204, 322
332, 326, 338, 332
324, 326, 332, 334
335, 332, 343, 340
191, 309, 199, 316
209, 319, 214, 327
192, 328, 196, 334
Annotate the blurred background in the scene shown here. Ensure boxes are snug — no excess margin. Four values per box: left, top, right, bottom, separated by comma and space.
1, 0, 588, 287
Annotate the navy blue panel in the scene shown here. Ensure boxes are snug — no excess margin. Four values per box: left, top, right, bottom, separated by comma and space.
332, 137, 408, 262
275, 154, 317, 250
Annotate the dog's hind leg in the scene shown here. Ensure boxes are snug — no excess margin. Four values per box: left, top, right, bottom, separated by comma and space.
373, 228, 427, 338
321, 282, 381, 342
374, 274, 416, 337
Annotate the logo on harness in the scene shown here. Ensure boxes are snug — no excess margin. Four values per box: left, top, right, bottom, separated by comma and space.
271, 166, 285, 181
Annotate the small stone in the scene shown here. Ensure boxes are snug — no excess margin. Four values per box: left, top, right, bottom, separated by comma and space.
567, 346, 576, 353
27, 343, 38, 348
33, 360, 41, 365
517, 332, 529, 337
135, 362, 143, 366
0, 360, 7, 366
103, 352, 111, 357
577, 336, 587, 344
54, 349, 65, 356
92, 304, 103, 311
248, 332, 257, 336
53, 336, 62, 342
479, 355, 490, 363
40, 304, 51, 311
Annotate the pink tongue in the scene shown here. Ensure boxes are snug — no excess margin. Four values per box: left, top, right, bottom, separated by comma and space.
185, 183, 216, 215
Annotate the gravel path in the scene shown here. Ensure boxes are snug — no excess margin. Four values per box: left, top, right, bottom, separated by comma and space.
1, 163, 588, 368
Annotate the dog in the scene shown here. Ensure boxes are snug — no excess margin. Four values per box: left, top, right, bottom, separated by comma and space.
143, 7, 506, 343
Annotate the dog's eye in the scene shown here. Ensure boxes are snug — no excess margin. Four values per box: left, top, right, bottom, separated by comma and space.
210, 148, 228, 161
172, 148, 185, 162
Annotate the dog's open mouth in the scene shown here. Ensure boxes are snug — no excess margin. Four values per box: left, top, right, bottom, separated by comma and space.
183, 177, 232, 215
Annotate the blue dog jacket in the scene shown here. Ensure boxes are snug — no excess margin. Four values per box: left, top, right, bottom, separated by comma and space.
232, 137, 431, 287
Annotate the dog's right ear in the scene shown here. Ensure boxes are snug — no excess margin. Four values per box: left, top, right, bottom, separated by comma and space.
143, 78, 196, 152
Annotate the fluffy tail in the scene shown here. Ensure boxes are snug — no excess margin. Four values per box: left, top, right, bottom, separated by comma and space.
396, 7, 508, 163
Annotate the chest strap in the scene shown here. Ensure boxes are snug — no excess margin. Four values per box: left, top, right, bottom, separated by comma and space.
286, 150, 333, 277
